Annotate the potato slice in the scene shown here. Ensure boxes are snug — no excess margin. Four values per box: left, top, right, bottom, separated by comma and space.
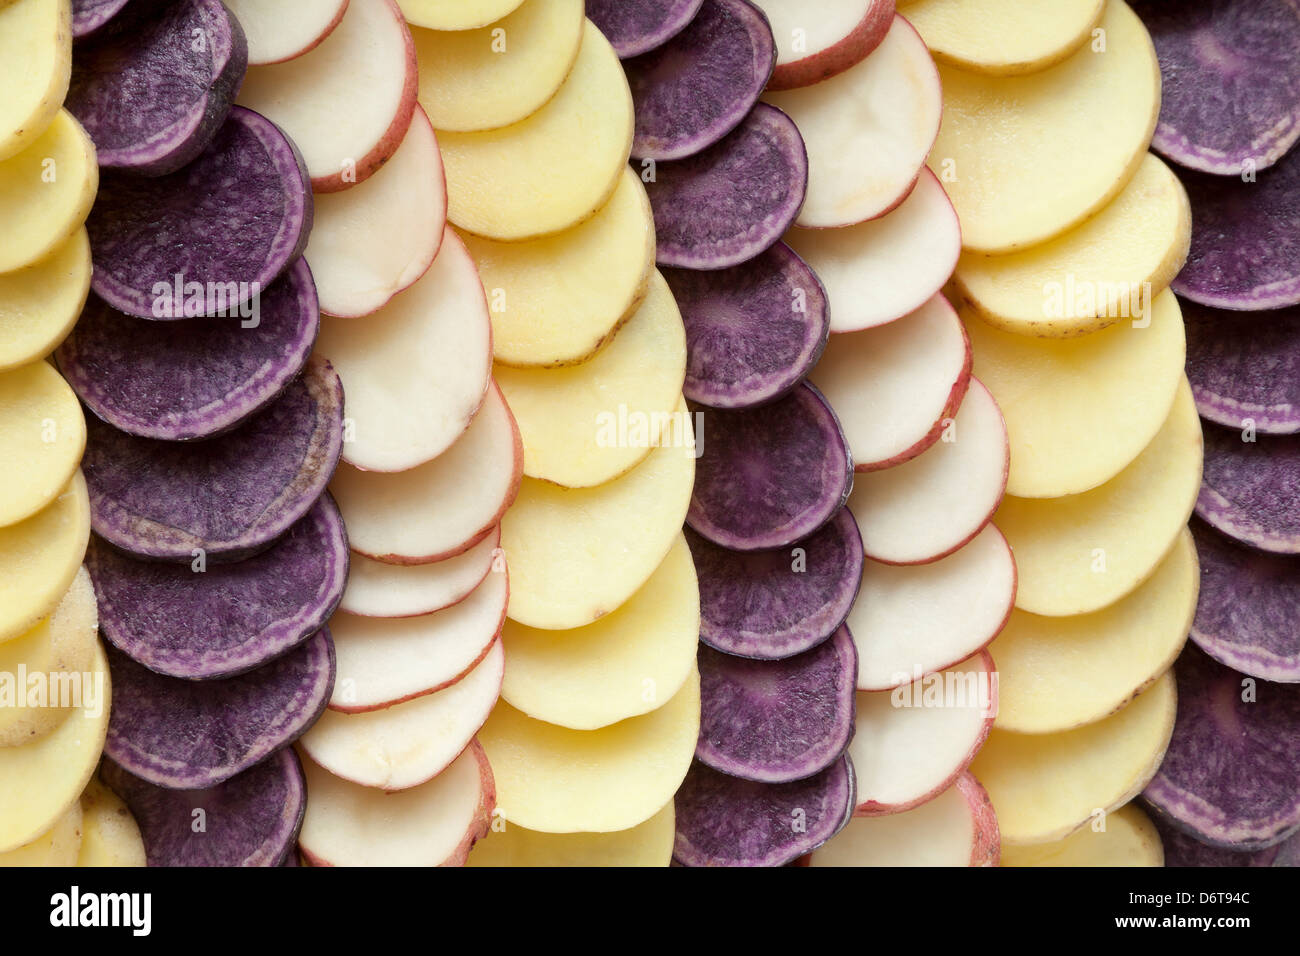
971, 672, 1176, 845
996, 378, 1202, 616
962, 289, 1186, 498
460, 167, 655, 368
0, 109, 97, 273
903, 0, 1103, 76
927, 0, 1159, 253
438, 20, 633, 240
955, 153, 1192, 337
479, 667, 700, 833
0, 229, 90, 372
501, 534, 699, 729
0, 360, 86, 527
0, 803, 82, 866
399, 0, 526, 31
413, 0, 584, 132
0, 472, 90, 643
495, 272, 686, 487
501, 399, 695, 629
992, 529, 1196, 734
76, 778, 146, 867
0, 0, 70, 162
467, 801, 674, 867
0, 639, 110, 852
1001, 802, 1163, 867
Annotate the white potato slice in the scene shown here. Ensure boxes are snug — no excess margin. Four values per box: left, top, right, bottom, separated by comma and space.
467, 801, 674, 867
340, 527, 500, 618
1001, 802, 1163, 867
76, 777, 146, 867
0, 0, 69, 162
0, 802, 82, 866
904, 0, 1103, 75
0, 360, 85, 527
0, 472, 90, 643
222, 0, 350, 65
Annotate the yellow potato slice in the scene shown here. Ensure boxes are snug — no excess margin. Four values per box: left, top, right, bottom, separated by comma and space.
927, 0, 1159, 253
963, 289, 1185, 498
996, 379, 1202, 617
0, 471, 90, 643
414, 0, 583, 132
972, 672, 1175, 846
439, 20, 633, 240
955, 153, 1192, 337
0, 109, 98, 273
992, 529, 1196, 734
0, 802, 82, 866
904, 0, 1104, 76
1002, 802, 1164, 867
479, 667, 700, 833
0, 639, 110, 852
0, 566, 97, 747
399, 0, 526, 31
502, 400, 695, 629
76, 778, 146, 867
0, 0, 71, 162
467, 801, 675, 867
501, 534, 699, 730
460, 167, 655, 368
495, 272, 686, 487
0, 228, 91, 371
0, 359, 86, 527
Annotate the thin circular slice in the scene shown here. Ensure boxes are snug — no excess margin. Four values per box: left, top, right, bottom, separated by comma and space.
664, 241, 828, 409
87, 496, 348, 680
315, 228, 490, 471
480, 670, 700, 833
1154, 813, 1285, 867
100, 748, 306, 867
0, 360, 85, 528
972, 672, 1176, 846
587, 0, 704, 58
398, 0, 525, 31
955, 152, 1192, 337
905, 0, 1102, 75
754, 0, 895, 91
1197, 425, 1300, 554
104, 631, 334, 790
495, 271, 686, 487
0, 0, 70, 163
502, 406, 695, 629
673, 755, 854, 867
848, 377, 1008, 565
87, 106, 310, 319
1001, 803, 1162, 867
0, 109, 97, 275
468, 802, 674, 867
331, 382, 522, 564
299, 640, 503, 791
340, 528, 500, 618
439, 21, 632, 241
71, 0, 131, 39
299, 741, 494, 867
0, 473, 90, 643
851, 524, 1015, 691
223, 0, 350, 65
1184, 301, 1300, 434
963, 289, 1186, 498
927, 0, 1159, 253
811, 294, 970, 472
0, 228, 90, 373
412, 0, 584, 132
785, 167, 960, 333
460, 168, 655, 369
57, 259, 319, 441
76, 778, 146, 867
996, 378, 1203, 616
764, 15, 940, 228
689, 508, 863, 660
501, 534, 699, 730
0, 803, 83, 867
697, 626, 856, 783
0, 639, 109, 853
647, 102, 807, 270
991, 529, 1197, 735
1143, 643, 1300, 850
83, 356, 343, 563
689, 383, 851, 551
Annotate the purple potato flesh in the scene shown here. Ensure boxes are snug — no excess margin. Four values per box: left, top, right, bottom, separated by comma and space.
70, 0, 134, 39
1152, 810, 1281, 867
1196, 423, 1300, 553
587, 0, 706, 59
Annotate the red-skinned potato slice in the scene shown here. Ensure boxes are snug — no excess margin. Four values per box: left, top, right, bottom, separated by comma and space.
340, 527, 500, 618
756, 0, 895, 91
223, 0, 351, 66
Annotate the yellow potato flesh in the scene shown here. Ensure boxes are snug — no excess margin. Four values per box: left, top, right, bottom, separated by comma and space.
0, 802, 82, 866
0, 109, 97, 273
460, 167, 655, 368
439, 20, 633, 240
479, 667, 700, 833
398, 0, 525, 31
466, 801, 674, 867
0, 228, 91, 370
971, 672, 1176, 846
955, 153, 1192, 336
1001, 802, 1164, 867
963, 289, 1185, 498
905, 0, 1103, 75
991, 529, 1196, 734
996, 378, 1201, 616
501, 534, 699, 730
495, 271, 685, 487
414, 0, 584, 132
927, 0, 1159, 253
0, 0, 70, 162
76, 778, 146, 867
0, 359, 86, 526
0, 471, 90, 642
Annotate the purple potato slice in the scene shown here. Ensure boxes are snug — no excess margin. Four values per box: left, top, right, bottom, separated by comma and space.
587, 0, 705, 59
1196, 423, 1300, 553
1152, 810, 1285, 867
71, 0, 134, 39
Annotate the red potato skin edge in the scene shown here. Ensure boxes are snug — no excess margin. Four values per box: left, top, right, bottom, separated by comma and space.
956, 771, 1001, 867
347, 526, 502, 620
765, 0, 896, 92
253, 0, 352, 66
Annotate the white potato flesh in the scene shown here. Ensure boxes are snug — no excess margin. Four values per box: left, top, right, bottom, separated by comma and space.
340, 528, 500, 618
222, 0, 350, 65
